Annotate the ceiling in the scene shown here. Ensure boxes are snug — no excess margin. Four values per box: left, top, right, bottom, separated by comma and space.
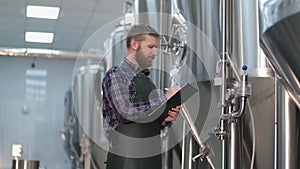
0, 0, 130, 55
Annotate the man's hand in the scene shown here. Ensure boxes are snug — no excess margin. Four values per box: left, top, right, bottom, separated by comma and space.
164, 105, 182, 122
165, 85, 181, 100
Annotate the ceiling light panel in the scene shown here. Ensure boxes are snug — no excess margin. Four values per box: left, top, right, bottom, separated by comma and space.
26, 5, 60, 20
25, 32, 54, 43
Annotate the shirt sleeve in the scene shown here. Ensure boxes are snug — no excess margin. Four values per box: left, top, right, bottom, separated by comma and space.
105, 68, 167, 122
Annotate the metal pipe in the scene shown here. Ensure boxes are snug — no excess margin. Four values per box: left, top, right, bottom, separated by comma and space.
0, 47, 102, 59
277, 81, 300, 169
158, 0, 165, 89
181, 131, 193, 169
188, 134, 193, 169
181, 105, 204, 149
159, 2, 173, 169
181, 122, 186, 169
221, 96, 247, 119
185, 133, 193, 169
220, 1, 228, 169
181, 105, 216, 169
274, 75, 279, 169
220, 96, 247, 169
225, 104, 243, 169
220, 0, 227, 137
228, 118, 242, 169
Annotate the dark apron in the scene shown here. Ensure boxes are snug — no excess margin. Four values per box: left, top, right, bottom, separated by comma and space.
106, 76, 163, 169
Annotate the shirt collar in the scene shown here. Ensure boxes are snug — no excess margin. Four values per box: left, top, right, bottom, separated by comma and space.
121, 58, 150, 77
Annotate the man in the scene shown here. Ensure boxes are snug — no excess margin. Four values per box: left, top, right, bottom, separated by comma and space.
102, 24, 181, 169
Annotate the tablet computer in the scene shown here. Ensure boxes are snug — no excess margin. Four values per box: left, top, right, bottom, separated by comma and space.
149, 83, 198, 119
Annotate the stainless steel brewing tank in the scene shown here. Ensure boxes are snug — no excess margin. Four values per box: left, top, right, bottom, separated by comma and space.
259, 0, 300, 107
73, 63, 108, 169
132, 0, 166, 31
103, 24, 131, 69
62, 90, 81, 168
259, 1, 300, 169
12, 160, 39, 169
73, 64, 106, 143
132, 0, 220, 83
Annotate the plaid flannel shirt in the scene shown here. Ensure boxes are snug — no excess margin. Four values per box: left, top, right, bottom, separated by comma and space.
101, 58, 166, 137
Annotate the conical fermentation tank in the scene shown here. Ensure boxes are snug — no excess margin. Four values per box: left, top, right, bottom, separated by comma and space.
73, 64, 105, 141
259, 0, 300, 108
259, 1, 300, 169
103, 24, 131, 69
72, 62, 108, 169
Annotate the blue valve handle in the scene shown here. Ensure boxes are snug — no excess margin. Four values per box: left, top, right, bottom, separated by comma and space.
242, 65, 247, 71
207, 130, 214, 136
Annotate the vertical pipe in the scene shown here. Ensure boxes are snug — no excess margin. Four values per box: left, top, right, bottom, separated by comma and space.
228, 118, 243, 169
159, 1, 165, 167
181, 122, 186, 169
181, 123, 192, 169
220, 0, 228, 169
274, 75, 278, 169
159, 0, 172, 88
188, 134, 193, 169
225, 101, 243, 169
183, 133, 193, 169
220, 0, 227, 130
159, 0, 165, 89
162, 127, 172, 169
277, 82, 300, 169
159, 2, 173, 169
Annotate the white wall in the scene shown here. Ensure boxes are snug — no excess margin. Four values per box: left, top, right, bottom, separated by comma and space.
0, 56, 75, 169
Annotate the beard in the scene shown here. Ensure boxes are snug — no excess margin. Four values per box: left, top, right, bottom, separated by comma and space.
135, 47, 153, 68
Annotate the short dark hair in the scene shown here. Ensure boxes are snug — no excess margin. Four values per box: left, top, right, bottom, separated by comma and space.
126, 24, 160, 48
